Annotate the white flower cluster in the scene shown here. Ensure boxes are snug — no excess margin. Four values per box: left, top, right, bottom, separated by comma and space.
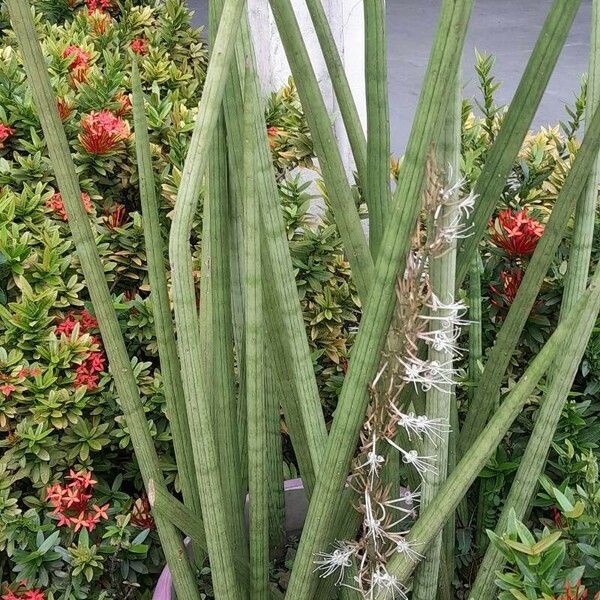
396, 294, 471, 394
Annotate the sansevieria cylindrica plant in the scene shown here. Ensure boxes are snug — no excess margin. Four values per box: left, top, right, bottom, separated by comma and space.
6, 0, 600, 598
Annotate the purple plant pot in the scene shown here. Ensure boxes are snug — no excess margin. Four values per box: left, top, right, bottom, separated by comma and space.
152, 478, 307, 600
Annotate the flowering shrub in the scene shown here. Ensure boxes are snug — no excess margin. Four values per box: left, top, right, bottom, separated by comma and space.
489, 207, 545, 257
78, 110, 130, 155
45, 192, 94, 221
0, 0, 204, 595
451, 58, 600, 596
46, 470, 109, 531
0, 467, 159, 598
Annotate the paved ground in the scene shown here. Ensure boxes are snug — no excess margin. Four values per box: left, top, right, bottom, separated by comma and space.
186, 0, 592, 155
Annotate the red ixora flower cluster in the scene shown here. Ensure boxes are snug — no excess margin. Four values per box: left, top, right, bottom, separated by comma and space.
1, 584, 45, 600
62, 45, 91, 83
130, 38, 148, 55
0, 123, 15, 148
62, 45, 89, 70
55, 310, 106, 390
79, 110, 130, 155
85, 0, 111, 11
45, 191, 94, 221
46, 470, 109, 532
489, 268, 524, 311
55, 309, 98, 336
489, 208, 544, 257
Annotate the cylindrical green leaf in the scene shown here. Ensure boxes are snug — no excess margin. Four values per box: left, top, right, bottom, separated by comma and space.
243, 60, 269, 600
364, 0, 390, 255
202, 0, 247, 560
303, 0, 367, 183
168, 0, 248, 595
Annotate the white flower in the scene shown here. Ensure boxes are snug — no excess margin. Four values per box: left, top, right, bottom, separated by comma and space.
401, 449, 437, 477
398, 356, 456, 393
394, 536, 424, 562
456, 191, 477, 219
368, 565, 408, 600
393, 409, 451, 444
314, 541, 357, 584
437, 168, 465, 202
358, 449, 386, 483
438, 169, 477, 220
414, 414, 451, 443
384, 488, 421, 512
422, 294, 470, 328
386, 438, 438, 478
399, 487, 421, 506
363, 491, 386, 549
433, 197, 474, 246
418, 327, 464, 357
383, 489, 421, 523
436, 219, 473, 243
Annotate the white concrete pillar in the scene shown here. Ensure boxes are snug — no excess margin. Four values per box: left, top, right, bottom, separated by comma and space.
247, 0, 366, 172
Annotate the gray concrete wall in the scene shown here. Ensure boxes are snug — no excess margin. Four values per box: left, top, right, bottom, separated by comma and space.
187, 0, 592, 155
